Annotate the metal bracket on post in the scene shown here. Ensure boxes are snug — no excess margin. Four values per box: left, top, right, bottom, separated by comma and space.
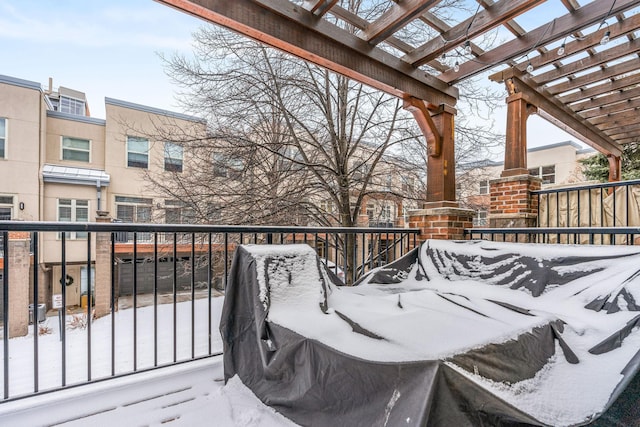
403, 96, 442, 157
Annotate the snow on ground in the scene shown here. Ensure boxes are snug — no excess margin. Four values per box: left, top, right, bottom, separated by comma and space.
0, 296, 298, 426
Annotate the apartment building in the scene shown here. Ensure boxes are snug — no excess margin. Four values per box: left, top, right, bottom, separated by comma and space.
0, 74, 205, 307
457, 141, 596, 226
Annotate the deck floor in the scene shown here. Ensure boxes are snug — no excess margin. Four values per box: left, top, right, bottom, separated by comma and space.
0, 356, 295, 426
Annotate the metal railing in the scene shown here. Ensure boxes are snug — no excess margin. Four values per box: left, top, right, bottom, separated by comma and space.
465, 179, 640, 245
0, 221, 418, 401
465, 226, 640, 245
534, 179, 640, 229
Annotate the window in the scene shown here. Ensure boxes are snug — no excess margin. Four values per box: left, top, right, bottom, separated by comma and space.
529, 165, 556, 184
0, 118, 6, 159
115, 196, 153, 241
402, 177, 414, 193
60, 95, 86, 116
212, 153, 244, 178
473, 209, 488, 227
58, 199, 89, 239
127, 136, 149, 168
479, 180, 489, 195
366, 204, 375, 221
80, 266, 95, 296
165, 200, 195, 224
62, 136, 90, 162
0, 195, 13, 220
320, 200, 335, 214
164, 142, 183, 172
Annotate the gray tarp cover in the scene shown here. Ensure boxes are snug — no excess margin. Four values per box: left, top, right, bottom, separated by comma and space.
220, 242, 640, 426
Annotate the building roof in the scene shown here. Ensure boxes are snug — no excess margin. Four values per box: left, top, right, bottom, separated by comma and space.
105, 97, 203, 123
42, 164, 110, 187
46, 110, 106, 126
0, 74, 41, 91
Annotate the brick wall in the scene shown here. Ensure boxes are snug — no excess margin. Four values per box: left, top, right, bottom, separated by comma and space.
409, 208, 475, 243
489, 174, 541, 229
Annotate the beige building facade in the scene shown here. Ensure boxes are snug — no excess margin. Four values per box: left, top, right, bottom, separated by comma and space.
0, 74, 204, 309
457, 141, 596, 226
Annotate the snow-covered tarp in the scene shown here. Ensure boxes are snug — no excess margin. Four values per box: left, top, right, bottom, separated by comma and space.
221, 241, 640, 426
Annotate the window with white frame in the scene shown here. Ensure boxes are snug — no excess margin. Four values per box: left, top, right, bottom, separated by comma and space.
62, 136, 90, 162
60, 95, 86, 116
479, 179, 489, 195
58, 199, 89, 239
115, 196, 153, 241
0, 195, 13, 220
164, 142, 183, 172
473, 209, 488, 227
528, 165, 556, 184
0, 118, 6, 159
164, 200, 195, 224
127, 136, 149, 168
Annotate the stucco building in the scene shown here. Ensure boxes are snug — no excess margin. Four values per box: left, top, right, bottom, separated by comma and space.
457, 141, 596, 226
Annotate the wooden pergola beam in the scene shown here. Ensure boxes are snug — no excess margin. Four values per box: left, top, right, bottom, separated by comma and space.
364, 0, 441, 46
571, 86, 640, 113
588, 107, 640, 125
546, 58, 640, 96
491, 69, 623, 156
558, 72, 640, 104
303, 0, 339, 17
403, 0, 544, 67
534, 37, 640, 86
155, 0, 457, 106
580, 97, 640, 119
521, 13, 640, 75
442, 0, 640, 84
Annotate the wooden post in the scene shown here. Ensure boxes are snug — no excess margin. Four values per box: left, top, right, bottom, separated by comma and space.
426, 105, 457, 207
608, 155, 621, 182
502, 92, 535, 177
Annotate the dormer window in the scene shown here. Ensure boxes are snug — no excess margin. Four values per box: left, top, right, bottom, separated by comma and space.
60, 95, 86, 116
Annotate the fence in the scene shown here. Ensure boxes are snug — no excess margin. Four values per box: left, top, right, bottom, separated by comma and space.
0, 221, 418, 401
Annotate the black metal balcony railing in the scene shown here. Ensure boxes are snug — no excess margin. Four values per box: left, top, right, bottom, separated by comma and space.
465, 179, 640, 245
0, 221, 418, 402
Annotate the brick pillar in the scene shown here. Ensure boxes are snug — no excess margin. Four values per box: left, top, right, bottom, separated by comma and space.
7, 231, 30, 338
408, 207, 475, 244
94, 211, 114, 318
489, 174, 541, 229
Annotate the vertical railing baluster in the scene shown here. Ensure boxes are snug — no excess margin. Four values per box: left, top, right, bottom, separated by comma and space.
223, 233, 229, 290
61, 233, 67, 387
133, 233, 137, 372
191, 234, 195, 360
173, 233, 177, 363
208, 233, 212, 355
32, 232, 39, 393
86, 233, 92, 381
3, 231, 9, 399
153, 232, 158, 367
110, 233, 116, 377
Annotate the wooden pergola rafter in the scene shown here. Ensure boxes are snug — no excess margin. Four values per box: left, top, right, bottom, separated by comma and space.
156, 0, 640, 193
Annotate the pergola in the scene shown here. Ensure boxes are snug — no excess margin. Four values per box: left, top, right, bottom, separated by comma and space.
156, 0, 640, 207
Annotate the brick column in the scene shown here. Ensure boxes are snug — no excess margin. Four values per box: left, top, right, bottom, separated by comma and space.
7, 231, 30, 338
489, 174, 541, 229
408, 207, 475, 244
94, 211, 114, 318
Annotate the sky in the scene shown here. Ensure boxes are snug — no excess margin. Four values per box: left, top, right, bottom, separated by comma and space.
0, 0, 578, 151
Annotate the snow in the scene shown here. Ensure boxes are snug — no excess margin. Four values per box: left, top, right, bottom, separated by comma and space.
0, 296, 298, 426
250, 239, 640, 426
2, 239, 640, 426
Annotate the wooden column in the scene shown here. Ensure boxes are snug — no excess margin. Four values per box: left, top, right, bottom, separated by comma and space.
425, 105, 457, 207
608, 155, 621, 182
502, 92, 535, 177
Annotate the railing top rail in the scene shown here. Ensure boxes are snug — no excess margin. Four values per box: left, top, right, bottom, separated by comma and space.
465, 226, 640, 235
0, 221, 419, 235
531, 178, 640, 195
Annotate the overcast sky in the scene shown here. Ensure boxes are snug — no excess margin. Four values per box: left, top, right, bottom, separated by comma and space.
0, 0, 576, 150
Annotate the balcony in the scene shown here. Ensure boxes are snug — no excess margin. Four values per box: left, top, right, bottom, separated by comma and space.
0, 221, 418, 410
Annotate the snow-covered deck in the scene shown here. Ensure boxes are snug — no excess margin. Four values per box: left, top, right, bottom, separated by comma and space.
0, 356, 296, 427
